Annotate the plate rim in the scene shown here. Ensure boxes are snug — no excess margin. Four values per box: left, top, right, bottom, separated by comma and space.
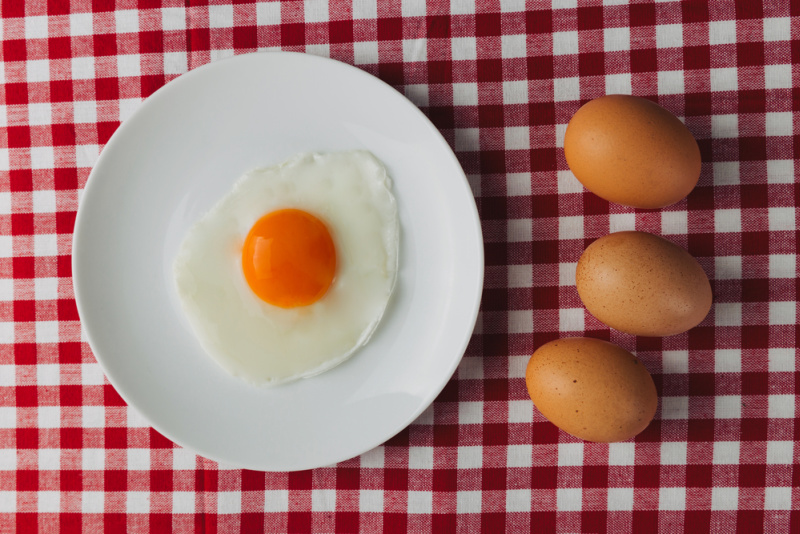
72, 51, 484, 471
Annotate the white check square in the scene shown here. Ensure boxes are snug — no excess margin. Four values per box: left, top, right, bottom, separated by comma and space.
604, 27, 629, 52
353, 41, 378, 64
659, 487, 685, 511
660, 442, 687, 465
763, 17, 791, 42
712, 441, 740, 464
710, 68, 738, 92
558, 443, 583, 466
768, 395, 795, 418
607, 488, 633, 511
457, 446, 482, 468
172, 492, 195, 514
407, 491, 432, 514
769, 302, 795, 326
656, 24, 682, 48
408, 447, 433, 469
769, 254, 796, 278
658, 69, 685, 94
552, 31, 578, 56
506, 489, 532, 512
209, 5, 233, 28
768, 348, 795, 373
501, 34, 527, 58
557, 488, 582, 511
711, 114, 738, 138
713, 161, 739, 186
711, 487, 738, 511
553, 77, 580, 102
459, 402, 483, 425
162, 7, 186, 31
311, 489, 336, 511
765, 64, 792, 89
451, 37, 477, 61
507, 444, 532, 467
709, 20, 736, 45
715, 395, 741, 419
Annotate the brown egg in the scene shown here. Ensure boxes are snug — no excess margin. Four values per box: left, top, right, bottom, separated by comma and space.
576, 231, 712, 337
525, 337, 658, 443
564, 95, 701, 209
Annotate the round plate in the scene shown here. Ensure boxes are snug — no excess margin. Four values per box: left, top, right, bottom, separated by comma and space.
73, 52, 483, 471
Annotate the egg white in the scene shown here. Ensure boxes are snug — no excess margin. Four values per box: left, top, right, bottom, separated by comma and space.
173, 151, 399, 386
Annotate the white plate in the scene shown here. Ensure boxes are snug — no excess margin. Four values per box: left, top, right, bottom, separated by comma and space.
73, 52, 483, 471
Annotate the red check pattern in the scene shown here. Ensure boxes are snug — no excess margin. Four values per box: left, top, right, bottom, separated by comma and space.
1, 1, 798, 532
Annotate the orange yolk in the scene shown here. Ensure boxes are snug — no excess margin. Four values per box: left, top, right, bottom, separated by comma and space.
242, 209, 336, 308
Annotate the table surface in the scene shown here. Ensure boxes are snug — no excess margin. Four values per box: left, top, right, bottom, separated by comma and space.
1, 1, 798, 532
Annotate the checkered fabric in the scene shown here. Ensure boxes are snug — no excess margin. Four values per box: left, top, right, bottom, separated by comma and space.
1, 0, 797, 532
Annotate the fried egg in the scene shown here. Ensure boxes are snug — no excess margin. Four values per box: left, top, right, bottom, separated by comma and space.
174, 151, 399, 386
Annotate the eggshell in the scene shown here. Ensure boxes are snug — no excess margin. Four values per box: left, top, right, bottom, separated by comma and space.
525, 337, 658, 443
563, 95, 701, 209
576, 231, 712, 337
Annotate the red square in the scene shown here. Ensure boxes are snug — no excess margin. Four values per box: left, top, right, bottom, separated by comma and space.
140, 31, 165, 54
481, 468, 506, 490
336, 467, 360, 490
104, 471, 127, 491
151, 470, 173, 491
17, 428, 38, 449
7, 126, 31, 149
526, 10, 552, 34
93, 34, 117, 56
95, 78, 120, 101
57, 255, 72, 277
737, 511, 765, 534
241, 470, 266, 491
427, 61, 451, 84
684, 45, 711, 70
3, 40, 26, 62
11, 213, 34, 235
15, 344, 37, 365
50, 80, 74, 102
432, 469, 457, 491
287, 512, 311, 533
150, 515, 171, 533
475, 13, 502, 37
478, 104, 504, 126
59, 342, 82, 364
233, 26, 258, 49
432, 515, 457, 532
149, 428, 174, 448
529, 103, 554, 126
54, 168, 78, 190
633, 465, 660, 487
632, 511, 659, 534
195, 469, 218, 491
480, 151, 506, 174
582, 465, 609, 488
281, 23, 305, 46
577, 6, 604, 30
630, 49, 657, 73
738, 90, 767, 113
379, 63, 405, 85
188, 28, 210, 52
530, 512, 556, 531
527, 56, 553, 80
735, 0, 763, 19
738, 137, 767, 161
433, 424, 458, 447
383, 469, 408, 491
681, 2, 709, 23
484, 380, 508, 403
48, 0, 71, 15
582, 512, 607, 534
52, 124, 77, 146
16, 514, 37, 534
583, 193, 611, 215
60, 513, 82, 532
56, 211, 76, 235
48, 36, 72, 59
384, 514, 407, 534
685, 511, 711, 533
741, 232, 769, 255
328, 20, 353, 44
385, 427, 409, 447
740, 418, 768, 440
427, 16, 450, 38
105, 428, 127, 449
104, 514, 127, 533
739, 465, 766, 487
630, 3, 656, 26
97, 121, 119, 144
58, 299, 79, 321
687, 419, 714, 442
17, 470, 39, 491
60, 385, 82, 406
376, 18, 402, 41
5, 83, 29, 105
240, 514, 264, 533
481, 514, 505, 533
483, 423, 508, 445
15, 386, 38, 407
335, 512, 358, 533
287, 469, 311, 490
14, 300, 35, 322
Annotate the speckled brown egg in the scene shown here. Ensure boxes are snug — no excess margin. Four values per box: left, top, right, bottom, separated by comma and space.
563, 95, 701, 209
525, 337, 658, 443
576, 231, 712, 337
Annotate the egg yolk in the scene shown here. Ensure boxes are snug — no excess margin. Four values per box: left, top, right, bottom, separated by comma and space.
242, 209, 336, 308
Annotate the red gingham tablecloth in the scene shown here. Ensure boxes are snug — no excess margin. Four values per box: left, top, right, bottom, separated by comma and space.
1, 0, 798, 532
